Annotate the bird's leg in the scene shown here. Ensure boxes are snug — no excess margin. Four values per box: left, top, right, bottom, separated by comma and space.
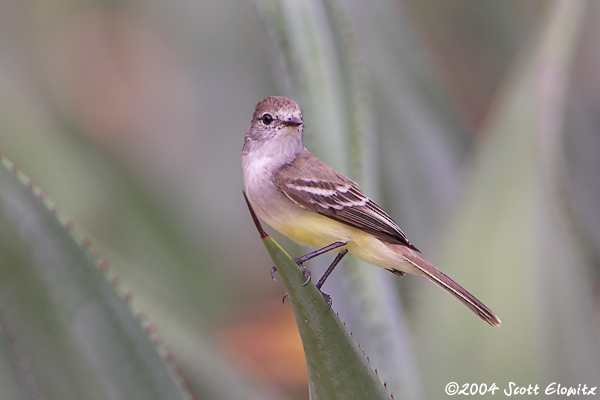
294, 241, 347, 285
271, 241, 347, 284
294, 241, 348, 264
315, 249, 348, 311
273, 242, 348, 306
315, 249, 348, 290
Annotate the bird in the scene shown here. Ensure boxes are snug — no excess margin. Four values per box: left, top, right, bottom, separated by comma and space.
241, 96, 500, 326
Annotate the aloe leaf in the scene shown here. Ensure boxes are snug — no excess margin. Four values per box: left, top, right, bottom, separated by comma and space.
0, 318, 28, 400
0, 154, 188, 400
262, 236, 392, 400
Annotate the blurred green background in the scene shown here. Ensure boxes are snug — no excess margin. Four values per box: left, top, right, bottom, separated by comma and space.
0, 0, 599, 399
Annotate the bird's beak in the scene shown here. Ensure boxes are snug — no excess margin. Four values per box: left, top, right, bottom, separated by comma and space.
282, 117, 303, 127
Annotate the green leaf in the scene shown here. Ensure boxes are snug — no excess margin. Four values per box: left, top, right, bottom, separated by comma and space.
262, 236, 392, 400
0, 154, 188, 400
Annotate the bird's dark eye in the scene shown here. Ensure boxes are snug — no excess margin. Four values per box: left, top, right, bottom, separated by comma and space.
261, 113, 274, 125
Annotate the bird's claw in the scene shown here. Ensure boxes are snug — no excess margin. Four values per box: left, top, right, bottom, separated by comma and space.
292, 259, 312, 286
282, 290, 331, 310
271, 265, 277, 281
320, 291, 332, 311
274, 257, 331, 311
302, 269, 311, 286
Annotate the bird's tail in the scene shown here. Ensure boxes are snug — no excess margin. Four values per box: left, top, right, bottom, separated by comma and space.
402, 250, 501, 326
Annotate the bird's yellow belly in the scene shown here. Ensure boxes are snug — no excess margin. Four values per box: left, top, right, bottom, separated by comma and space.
266, 211, 420, 275
271, 212, 353, 249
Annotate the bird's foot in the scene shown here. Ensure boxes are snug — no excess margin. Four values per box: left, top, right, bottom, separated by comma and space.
320, 290, 333, 311
292, 259, 312, 286
271, 265, 277, 280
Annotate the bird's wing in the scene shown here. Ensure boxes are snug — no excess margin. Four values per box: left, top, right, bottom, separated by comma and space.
273, 152, 419, 251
